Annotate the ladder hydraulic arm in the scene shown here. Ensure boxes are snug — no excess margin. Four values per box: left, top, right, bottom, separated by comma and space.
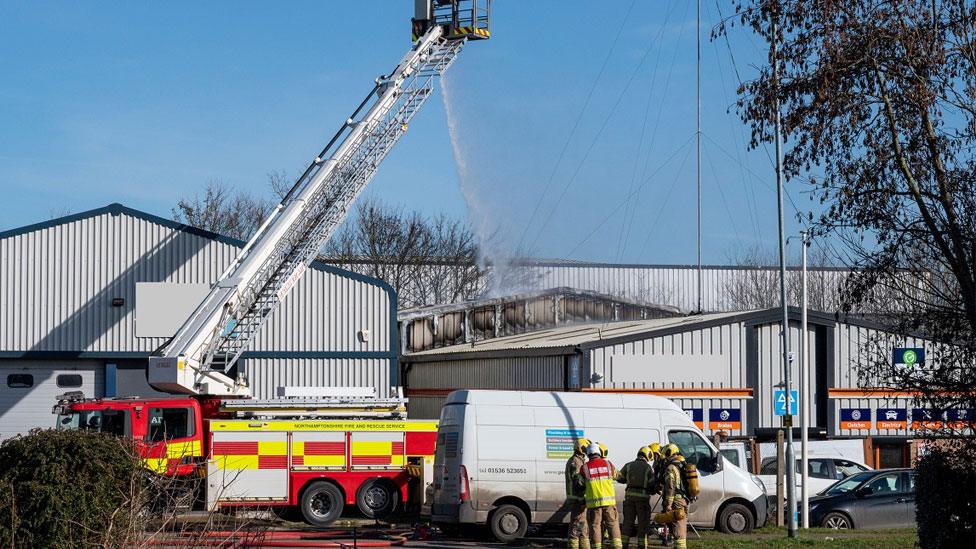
149, 2, 489, 396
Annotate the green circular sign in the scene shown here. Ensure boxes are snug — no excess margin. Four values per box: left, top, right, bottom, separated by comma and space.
903, 350, 917, 366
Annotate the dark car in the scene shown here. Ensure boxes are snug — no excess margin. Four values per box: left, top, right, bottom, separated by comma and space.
805, 468, 916, 529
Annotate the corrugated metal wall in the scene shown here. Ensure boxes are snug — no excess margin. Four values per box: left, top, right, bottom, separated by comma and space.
406, 356, 565, 418
0, 207, 392, 355
0, 211, 237, 352
832, 322, 929, 436
243, 357, 392, 398
753, 321, 819, 431
521, 263, 847, 313
584, 322, 750, 436
587, 322, 748, 389
0, 206, 395, 402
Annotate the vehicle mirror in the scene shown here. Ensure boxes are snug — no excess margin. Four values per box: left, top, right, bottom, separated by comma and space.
855, 486, 871, 498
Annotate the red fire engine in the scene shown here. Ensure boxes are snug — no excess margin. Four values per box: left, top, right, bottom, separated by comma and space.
54, 391, 437, 524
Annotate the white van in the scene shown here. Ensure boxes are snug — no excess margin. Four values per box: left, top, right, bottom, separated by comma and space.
430, 390, 768, 542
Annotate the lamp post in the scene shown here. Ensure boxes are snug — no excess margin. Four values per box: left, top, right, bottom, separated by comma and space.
771, 10, 797, 538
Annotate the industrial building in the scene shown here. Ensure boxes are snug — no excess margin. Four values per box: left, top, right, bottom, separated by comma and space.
0, 204, 397, 439
402, 307, 934, 468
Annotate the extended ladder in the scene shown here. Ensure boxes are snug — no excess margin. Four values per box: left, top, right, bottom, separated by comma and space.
149, 11, 486, 396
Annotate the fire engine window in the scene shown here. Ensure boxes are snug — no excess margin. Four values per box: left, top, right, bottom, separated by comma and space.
148, 407, 194, 442
66, 409, 129, 437
56, 374, 83, 388
6, 374, 33, 388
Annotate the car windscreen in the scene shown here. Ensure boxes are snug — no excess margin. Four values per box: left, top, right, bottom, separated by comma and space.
821, 470, 875, 495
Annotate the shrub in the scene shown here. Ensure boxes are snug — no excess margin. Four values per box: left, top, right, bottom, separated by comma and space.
0, 428, 144, 548
915, 439, 976, 549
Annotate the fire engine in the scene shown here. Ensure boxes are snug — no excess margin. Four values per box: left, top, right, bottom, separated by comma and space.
53, 0, 489, 526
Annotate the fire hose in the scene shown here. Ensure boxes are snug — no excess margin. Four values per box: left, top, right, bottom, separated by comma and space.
144, 528, 410, 548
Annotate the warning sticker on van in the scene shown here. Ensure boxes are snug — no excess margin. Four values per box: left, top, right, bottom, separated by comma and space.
545, 429, 585, 459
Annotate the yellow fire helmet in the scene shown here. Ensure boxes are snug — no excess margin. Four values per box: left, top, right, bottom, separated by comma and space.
638, 446, 652, 460
575, 437, 592, 455
599, 442, 609, 458
662, 443, 681, 459
648, 442, 662, 458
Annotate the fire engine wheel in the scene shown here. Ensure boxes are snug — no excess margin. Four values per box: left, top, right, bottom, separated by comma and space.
356, 478, 399, 519
300, 481, 344, 526
489, 504, 528, 543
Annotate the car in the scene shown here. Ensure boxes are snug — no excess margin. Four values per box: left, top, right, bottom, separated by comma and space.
757, 456, 871, 497
806, 468, 917, 529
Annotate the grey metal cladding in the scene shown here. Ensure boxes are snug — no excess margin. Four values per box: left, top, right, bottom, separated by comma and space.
520, 262, 849, 313
408, 356, 565, 390
242, 357, 393, 397
753, 321, 817, 430
586, 322, 747, 390
0, 205, 393, 356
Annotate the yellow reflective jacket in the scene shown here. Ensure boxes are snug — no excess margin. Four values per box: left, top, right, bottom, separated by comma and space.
583, 457, 617, 509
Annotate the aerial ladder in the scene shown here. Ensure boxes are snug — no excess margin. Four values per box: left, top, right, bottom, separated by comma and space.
147, 1, 490, 399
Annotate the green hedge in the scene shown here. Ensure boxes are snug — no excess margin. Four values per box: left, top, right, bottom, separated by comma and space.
0, 429, 144, 548
915, 440, 976, 549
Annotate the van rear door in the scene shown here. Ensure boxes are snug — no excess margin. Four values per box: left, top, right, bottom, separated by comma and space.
431, 402, 466, 521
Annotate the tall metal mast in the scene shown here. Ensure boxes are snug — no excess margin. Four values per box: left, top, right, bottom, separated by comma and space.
696, 0, 703, 313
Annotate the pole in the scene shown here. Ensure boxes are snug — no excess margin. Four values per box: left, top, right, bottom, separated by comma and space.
771, 11, 798, 538
776, 428, 784, 527
696, 0, 703, 314
801, 230, 809, 528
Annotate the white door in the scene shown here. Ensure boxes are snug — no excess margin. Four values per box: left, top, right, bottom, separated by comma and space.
0, 361, 102, 439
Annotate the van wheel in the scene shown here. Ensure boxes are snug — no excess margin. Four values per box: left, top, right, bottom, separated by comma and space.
717, 503, 754, 534
490, 504, 528, 543
356, 478, 399, 519
301, 481, 344, 526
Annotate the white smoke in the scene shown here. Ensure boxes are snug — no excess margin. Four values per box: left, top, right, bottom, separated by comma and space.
440, 73, 536, 297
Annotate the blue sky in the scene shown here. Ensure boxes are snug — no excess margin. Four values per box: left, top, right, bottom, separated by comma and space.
0, 1, 815, 264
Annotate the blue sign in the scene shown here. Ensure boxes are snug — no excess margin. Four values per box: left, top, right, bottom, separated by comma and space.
683, 408, 704, 428
774, 389, 799, 416
912, 408, 945, 428
877, 408, 907, 429
708, 408, 742, 430
894, 347, 925, 369
840, 408, 871, 429
946, 409, 975, 427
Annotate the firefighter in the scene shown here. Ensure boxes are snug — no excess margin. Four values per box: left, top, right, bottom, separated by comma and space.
660, 444, 688, 549
583, 442, 622, 549
616, 446, 654, 548
645, 443, 667, 545
646, 442, 664, 493
566, 438, 592, 549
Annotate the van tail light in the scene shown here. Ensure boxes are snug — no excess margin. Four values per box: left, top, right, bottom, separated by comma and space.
459, 465, 470, 502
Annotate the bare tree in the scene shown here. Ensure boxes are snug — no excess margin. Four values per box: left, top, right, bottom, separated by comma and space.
324, 198, 485, 308
172, 180, 271, 240
723, 246, 843, 311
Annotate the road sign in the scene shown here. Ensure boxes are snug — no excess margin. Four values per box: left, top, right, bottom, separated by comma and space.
774, 389, 798, 416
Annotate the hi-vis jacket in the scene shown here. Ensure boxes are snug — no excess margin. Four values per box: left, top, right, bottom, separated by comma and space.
583, 456, 618, 509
